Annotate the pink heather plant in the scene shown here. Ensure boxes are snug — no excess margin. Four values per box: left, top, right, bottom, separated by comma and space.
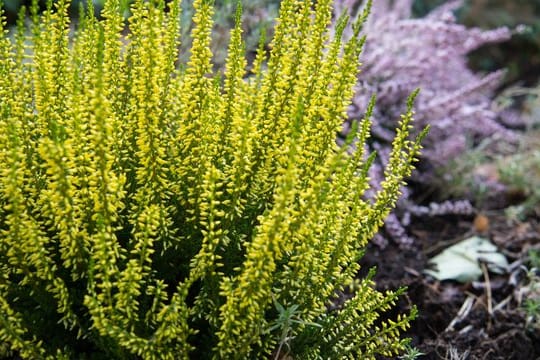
335, 0, 520, 247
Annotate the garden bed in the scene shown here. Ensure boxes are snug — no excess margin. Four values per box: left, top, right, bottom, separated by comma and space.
362, 212, 540, 359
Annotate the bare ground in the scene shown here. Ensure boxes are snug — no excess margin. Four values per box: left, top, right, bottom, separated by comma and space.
361, 212, 540, 359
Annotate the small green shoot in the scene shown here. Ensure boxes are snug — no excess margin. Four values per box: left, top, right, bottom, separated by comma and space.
265, 296, 323, 360
399, 344, 425, 359
522, 250, 540, 331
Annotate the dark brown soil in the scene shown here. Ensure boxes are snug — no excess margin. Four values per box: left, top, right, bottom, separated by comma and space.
361, 213, 540, 359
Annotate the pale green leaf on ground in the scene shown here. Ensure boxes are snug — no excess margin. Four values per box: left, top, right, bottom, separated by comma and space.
424, 236, 509, 283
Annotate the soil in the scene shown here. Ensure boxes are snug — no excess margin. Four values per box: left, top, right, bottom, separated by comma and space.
361, 213, 540, 359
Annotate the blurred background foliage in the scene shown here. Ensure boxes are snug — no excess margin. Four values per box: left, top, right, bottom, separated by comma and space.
415, 0, 540, 87
441, 87, 540, 216
1, 0, 279, 69
460, 0, 540, 87
3, 0, 539, 85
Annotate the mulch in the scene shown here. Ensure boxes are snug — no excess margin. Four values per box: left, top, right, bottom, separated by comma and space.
361, 212, 540, 359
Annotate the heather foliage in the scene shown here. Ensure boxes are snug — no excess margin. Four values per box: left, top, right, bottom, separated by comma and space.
0, 0, 423, 358
334, 0, 518, 247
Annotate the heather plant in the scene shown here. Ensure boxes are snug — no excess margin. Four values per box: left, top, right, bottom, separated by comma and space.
333, 0, 518, 247
0, 0, 424, 358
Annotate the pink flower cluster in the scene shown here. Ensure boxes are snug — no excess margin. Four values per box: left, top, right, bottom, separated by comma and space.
335, 0, 518, 247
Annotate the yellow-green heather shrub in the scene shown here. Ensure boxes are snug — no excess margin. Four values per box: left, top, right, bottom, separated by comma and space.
0, 0, 427, 358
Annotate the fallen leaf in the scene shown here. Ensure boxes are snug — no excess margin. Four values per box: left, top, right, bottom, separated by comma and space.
424, 236, 509, 283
